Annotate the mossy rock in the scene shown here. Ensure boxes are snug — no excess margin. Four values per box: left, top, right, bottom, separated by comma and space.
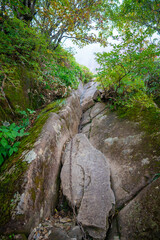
0, 99, 65, 230
0, 65, 45, 122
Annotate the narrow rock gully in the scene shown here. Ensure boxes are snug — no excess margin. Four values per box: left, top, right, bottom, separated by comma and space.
18, 81, 160, 240
55, 81, 116, 240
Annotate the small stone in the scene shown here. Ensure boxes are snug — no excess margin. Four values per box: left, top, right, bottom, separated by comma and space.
68, 226, 82, 240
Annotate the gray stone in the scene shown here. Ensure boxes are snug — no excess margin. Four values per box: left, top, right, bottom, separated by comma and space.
1, 93, 82, 234
80, 102, 106, 127
61, 134, 115, 240
90, 102, 106, 119
48, 228, 71, 240
107, 218, 120, 240
76, 81, 84, 97
81, 123, 91, 138
87, 110, 159, 205
14, 234, 27, 240
28, 221, 71, 240
68, 226, 83, 240
118, 178, 160, 240
24, 150, 37, 163
85, 108, 160, 239
81, 108, 91, 126
80, 82, 99, 112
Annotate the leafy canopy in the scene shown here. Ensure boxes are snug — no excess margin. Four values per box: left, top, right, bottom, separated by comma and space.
96, 0, 160, 109
1, 0, 110, 48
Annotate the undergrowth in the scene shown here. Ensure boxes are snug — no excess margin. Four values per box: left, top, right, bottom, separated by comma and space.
0, 16, 93, 122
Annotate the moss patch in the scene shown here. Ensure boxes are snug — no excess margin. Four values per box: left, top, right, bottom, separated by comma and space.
118, 103, 160, 133
0, 65, 39, 122
117, 103, 160, 152
0, 98, 65, 229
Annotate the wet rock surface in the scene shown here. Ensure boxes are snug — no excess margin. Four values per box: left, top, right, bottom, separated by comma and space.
61, 133, 115, 240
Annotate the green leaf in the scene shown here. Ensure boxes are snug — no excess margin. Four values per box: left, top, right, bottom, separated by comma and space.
18, 129, 25, 137
19, 110, 28, 117
9, 148, 14, 156
11, 130, 19, 138
23, 132, 30, 136
13, 141, 21, 147
27, 108, 35, 114
10, 123, 16, 129
12, 147, 18, 153
0, 138, 8, 148
153, 173, 160, 181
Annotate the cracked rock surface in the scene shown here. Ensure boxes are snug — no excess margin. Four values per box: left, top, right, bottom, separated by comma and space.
61, 133, 115, 240
1, 80, 160, 240
80, 82, 99, 112
80, 82, 160, 240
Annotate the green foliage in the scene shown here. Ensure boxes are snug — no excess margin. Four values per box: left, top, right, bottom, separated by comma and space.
118, 0, 160, 35
101, 0, 160, 39
96, 2, 160, 137
0, 108, 37, 166
0, 123, 29, 166
79, 65, 94, 83
96, 30, 160, 108
40, 46, 81, 95
17, 108, 35, 128
0, 99, 65, 228
145, 60, 160, 106
0, 16, 47, 65
1, 0, 37, 22
0, 14, 91, 121
35, 0, 107, 48
1, 0, 108, 49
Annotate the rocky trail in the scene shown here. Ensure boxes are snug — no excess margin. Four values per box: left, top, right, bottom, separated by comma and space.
0, 82, 160, 240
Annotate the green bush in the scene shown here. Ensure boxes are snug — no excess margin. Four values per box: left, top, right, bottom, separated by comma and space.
0, 108, 36, 166
79, 65, 94, 83
0, 123, 29, 166
0, 16, 47, 65
96, 37, 160, 109
0, 16, 93, 122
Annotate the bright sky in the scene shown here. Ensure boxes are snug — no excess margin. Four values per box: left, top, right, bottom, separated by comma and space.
62, 1, 123, 73
63, 39, 113, 73
62, 0, 158, 74
63, 31, 159, 73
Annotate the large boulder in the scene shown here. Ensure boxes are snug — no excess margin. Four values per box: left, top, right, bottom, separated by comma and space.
80, 102, 106, 127
61, 133, 115, 240
118, 178, 160, 240
85, 109, 160, 207
80, 82, 99, 112
80, 102, 160, 239
0, 93, 82, 235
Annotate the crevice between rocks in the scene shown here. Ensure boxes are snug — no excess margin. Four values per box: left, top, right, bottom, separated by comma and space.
79, 102, 107, 140
77, 103, 117, 240
116, 175, 157, 211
